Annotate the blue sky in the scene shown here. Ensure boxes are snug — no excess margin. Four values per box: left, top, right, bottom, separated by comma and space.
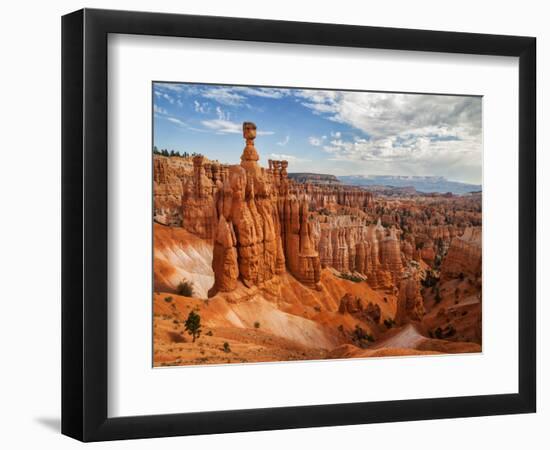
153, 82, 482, 184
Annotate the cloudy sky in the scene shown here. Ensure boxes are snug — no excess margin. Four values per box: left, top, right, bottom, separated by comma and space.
153, 82, 482, 184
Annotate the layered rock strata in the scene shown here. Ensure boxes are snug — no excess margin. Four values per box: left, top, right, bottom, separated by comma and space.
180, 155, 219, 240
395, 271, 425, 324
440, 227, 482, 280
153, 156, 192, 226
316, 216, 403, 289
290, 183, 374, 211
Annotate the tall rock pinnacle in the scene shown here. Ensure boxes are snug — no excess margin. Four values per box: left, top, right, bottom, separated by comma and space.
240, 122, 261, 176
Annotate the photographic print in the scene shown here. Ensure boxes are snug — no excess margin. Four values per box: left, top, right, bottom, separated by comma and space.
152, 82, 482, 367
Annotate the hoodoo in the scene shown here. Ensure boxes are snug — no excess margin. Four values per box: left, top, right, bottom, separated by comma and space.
158, 122, 452, 305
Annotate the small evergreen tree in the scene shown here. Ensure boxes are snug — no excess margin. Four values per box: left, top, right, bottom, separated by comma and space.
184, 311, 202, 342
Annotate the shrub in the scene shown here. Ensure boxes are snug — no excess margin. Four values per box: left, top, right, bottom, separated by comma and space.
168, 331, 186, 343
184, 310, 202, 342
352, 325, 375, 347
383, 318, 396, 329
206, 330, 213, 336
223, 342, 231, 353
434, 287, 442, 304
338, 272, 363, 283
422, 270, 439, 288
254, 321, 260, 329
164, 296, 173, 303
176, 279, 194, 297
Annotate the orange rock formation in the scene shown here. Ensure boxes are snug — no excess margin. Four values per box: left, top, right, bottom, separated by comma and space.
152, 122, 483, 366
441, 227, 482, 280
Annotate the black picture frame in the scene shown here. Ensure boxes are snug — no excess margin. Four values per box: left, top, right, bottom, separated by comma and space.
62, 8, 536, 442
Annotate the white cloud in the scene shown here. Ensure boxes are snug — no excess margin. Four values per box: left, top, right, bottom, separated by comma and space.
162, 115, 207, 133
154, 89, 175, 104
193, 101, 208, 113
155, 83, 186, 93
201, 118, 274, 136
202, 87, 247, 106
297, 90, 481, 182
277, 135, 290, 146
166, 117, 187, 127
201, 119, 240, 134
322, 133, 481, 183
299, 90, 481, 142
154, 104, 168, 115
308, 136, 326, 146
154, 83, 201, 107
269, 153, 309, 162
215, 106, 230, 121
198, 86, 292, 107
233, 87, 291, 99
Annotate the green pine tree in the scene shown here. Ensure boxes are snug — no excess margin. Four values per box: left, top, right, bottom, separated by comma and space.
184, 311, 202, 342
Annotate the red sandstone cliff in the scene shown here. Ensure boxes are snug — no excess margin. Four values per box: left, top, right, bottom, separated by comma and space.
441, 227, 482, 280
153, 156, 192, 226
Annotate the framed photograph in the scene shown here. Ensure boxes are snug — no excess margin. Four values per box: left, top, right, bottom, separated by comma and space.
62, 8, 536, 441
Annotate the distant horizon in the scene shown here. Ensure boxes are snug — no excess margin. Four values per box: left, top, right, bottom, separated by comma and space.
153, 82, 482, 185
287, 172, 480, 185
153, 150, 481, 187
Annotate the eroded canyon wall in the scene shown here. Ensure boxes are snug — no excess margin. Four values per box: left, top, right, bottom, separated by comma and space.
155, 127, 412, 297
154, 123, 481, 330
440, 227, 482, 280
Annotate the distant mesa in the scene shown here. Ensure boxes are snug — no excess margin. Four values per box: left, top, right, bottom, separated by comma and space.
288, 173, 341, 185
287, 173, 480, 195
339, 175, 481, 195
